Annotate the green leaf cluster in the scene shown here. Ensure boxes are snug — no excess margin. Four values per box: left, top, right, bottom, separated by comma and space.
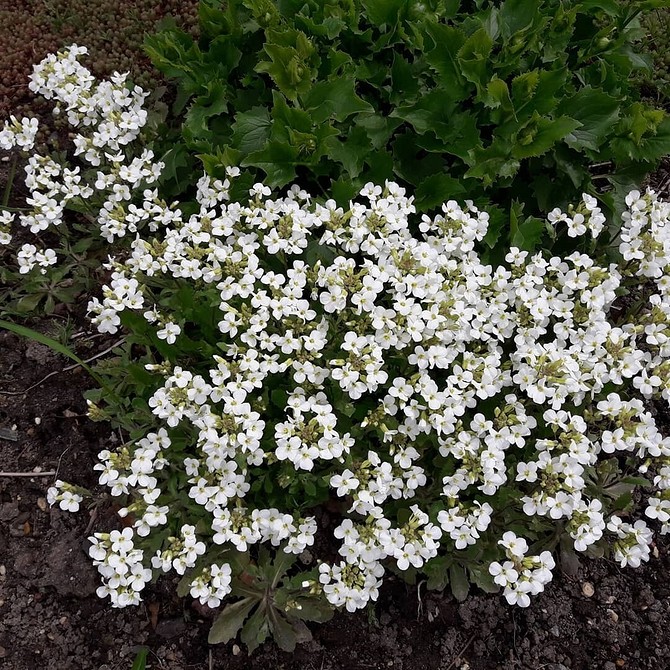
204, 550, 333, 653
146, 0, 670, 251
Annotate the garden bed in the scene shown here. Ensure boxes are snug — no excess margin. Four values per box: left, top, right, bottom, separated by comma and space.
1, 335, 670, 669
1, 171, 670, 670
3, 2, 670, 669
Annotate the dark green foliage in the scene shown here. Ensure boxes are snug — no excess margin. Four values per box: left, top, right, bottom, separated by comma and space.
200, 549, 333, 653
146, 0, 670, 250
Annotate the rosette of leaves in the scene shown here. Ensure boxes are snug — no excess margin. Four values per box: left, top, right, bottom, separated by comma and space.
145, 0, 670, 253
179, 549, 333, 653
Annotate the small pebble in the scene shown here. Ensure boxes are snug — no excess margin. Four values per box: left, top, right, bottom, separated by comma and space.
582, 582, 595, 597
232, 644, 241, 656
606, 609, 619, 623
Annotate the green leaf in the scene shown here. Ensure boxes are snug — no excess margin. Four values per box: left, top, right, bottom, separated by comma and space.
512, 214, 546, 250
558, 87, 620, 151
424, 555, 452, 591
512, 114, 581, 159
302, 76, 373, 124
449, 564, 470, 602
232, 106, 272, 154
498, 0, 537, 39
14, 293, 44, 313
360, 0, 408, 27
158, 143, 192, 185
424, 23, 469, 100
292, 597, 334, 623
611, 115, 670, 162
242, 141, 299, 186
481, 76, 514, 113
131, 647, 149, 670
177, 573, 194, 598
324, 125, 371, 178
269, 610, 299, 652
414, 173, 467, 210
256, 30, 317, 102
240, 603, 270, 653
390, 52, 420, 104
208, 597, 258, 645
0, 320, 106, 388
457, 28, 493, 90
356, 114, 402, 150
185, 81, 229, 140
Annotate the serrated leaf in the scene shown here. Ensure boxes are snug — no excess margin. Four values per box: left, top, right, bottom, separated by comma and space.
611, 115, 670, 162
415, 173, 467, 210
232, 106, 272, 154
558, 87, 620, 151
424, 23, 469, 100
512, 115, 581, 159
256, 33, 316, 103
208, 597, 258, 645
511, 69, 539, 110
481, 76, 514, 112
457, 28, 493, 90
360, 0, 407, 27
302, 76, 373, 124
390, 52, 420, 104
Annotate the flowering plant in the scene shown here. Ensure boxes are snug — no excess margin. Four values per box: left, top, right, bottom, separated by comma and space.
5, 46, 670, 652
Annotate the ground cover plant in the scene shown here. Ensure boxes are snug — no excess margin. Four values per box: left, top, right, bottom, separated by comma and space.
0, 0, 199, 319
3, 43, 670, 658
145, 0, 670, 252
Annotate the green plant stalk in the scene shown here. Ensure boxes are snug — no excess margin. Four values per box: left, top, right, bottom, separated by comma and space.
0, 318, 108, 389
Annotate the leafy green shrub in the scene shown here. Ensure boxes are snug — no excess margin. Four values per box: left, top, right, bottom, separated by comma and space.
145, 0, 670, 252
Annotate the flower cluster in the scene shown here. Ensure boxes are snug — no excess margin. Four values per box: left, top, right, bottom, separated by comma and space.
46, 479, 84, 512
488, 532, 555, 607
0, 45, 162, 270
88, 528, 152, 607
24, 46, 670, 616
64, 170, 670, 613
